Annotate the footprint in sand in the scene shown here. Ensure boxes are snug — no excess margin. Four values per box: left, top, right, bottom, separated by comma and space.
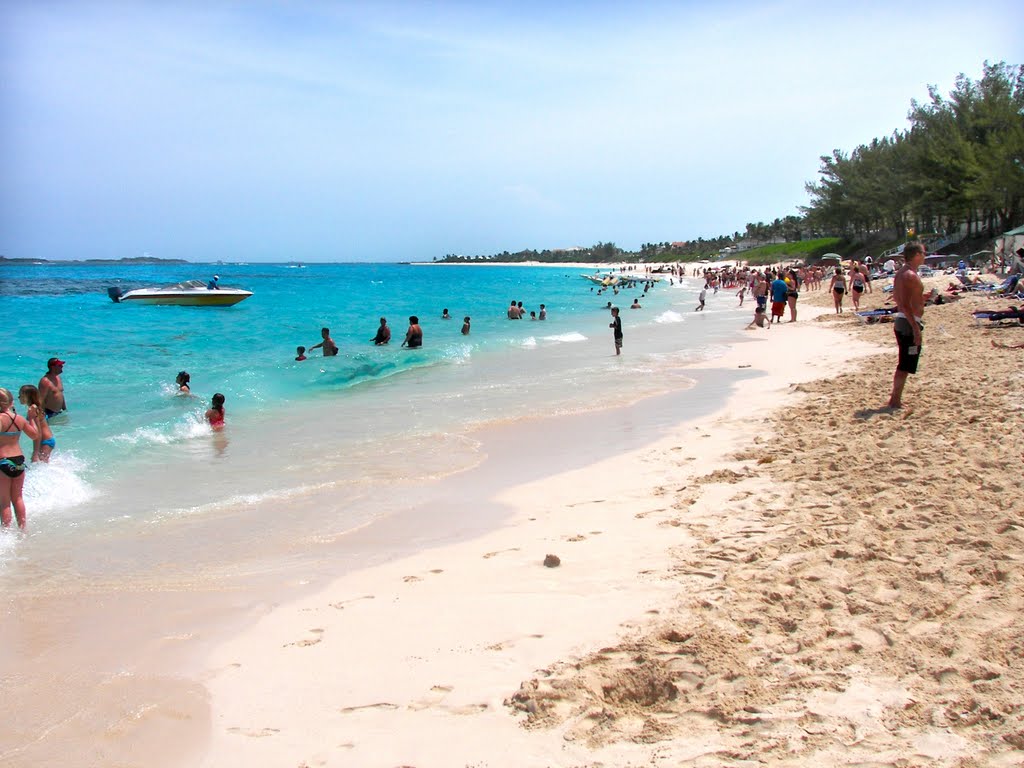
566, 534, 586, 542
446, 703, 488, 715
284, 628, 324, 648
227, 726, 280, 737
339, 702, 399, 713
403, 575, 422, 583
486, 633, 544, 652
329, 595, 375, 610
483, 547, 521, 559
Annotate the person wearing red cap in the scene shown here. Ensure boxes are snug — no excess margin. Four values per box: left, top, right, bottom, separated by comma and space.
39, 357, 67, 418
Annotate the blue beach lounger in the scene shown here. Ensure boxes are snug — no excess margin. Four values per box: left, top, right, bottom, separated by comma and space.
855, 307, 897, 324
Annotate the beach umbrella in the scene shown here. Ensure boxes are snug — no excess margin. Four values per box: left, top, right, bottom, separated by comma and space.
819, 253, 841, 262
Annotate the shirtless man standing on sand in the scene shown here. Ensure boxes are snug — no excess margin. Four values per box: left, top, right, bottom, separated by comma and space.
888, 242, 926, 409
39, 357, 67, 417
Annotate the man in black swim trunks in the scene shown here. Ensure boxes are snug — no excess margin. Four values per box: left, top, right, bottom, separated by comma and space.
888, 242, 926, 409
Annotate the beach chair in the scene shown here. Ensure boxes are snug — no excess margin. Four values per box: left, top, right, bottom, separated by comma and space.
990, 274, 1020, 297
956, 274, 996, 292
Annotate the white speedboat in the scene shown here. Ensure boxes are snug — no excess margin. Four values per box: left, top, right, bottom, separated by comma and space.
107, 280, 252, 306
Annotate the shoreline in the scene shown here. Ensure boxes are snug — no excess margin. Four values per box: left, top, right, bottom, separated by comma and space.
5, 277, 1022, 767
197, 284, 1024, 766
194, 303, 890, 766
0, 298, 754, 768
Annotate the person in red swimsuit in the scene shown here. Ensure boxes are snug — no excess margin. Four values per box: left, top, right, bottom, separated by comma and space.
206, 393, 226, 431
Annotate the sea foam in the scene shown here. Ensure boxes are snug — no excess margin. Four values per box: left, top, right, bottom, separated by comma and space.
541, 332, 587, 343
107, 416, 211, 447
654, 310, 685, 324
21, 452, 99, 516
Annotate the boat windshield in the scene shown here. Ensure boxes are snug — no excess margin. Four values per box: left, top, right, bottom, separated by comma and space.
170, 280, 209, 290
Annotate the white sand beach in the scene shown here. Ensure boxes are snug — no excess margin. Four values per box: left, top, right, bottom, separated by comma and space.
3, 274, 1021, 768
191, 279, 1024, 767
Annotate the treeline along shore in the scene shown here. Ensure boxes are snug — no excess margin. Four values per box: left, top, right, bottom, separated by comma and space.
438, 61, 1023, 267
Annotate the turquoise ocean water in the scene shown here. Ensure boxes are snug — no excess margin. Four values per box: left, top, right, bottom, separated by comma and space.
1, 262, 750, 586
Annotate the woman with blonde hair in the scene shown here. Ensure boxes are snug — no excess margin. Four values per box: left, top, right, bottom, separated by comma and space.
1, 387, 40, 529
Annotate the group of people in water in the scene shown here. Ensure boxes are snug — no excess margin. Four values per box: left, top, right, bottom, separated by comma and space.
297, 302, 554, 362
174, 372, 226, 431
298, 316, 431, 360
1, 357, 67, 529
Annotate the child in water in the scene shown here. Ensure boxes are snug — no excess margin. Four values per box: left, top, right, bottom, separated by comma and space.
175, 371, 191, 394
18, 385, 54, 463
206, 393, 226, 431
295, 346, 307, 361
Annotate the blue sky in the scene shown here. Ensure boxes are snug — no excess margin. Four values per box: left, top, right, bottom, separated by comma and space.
2, 1, 1021, 262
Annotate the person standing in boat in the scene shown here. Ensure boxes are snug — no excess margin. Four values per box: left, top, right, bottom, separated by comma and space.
207, 275, 220, 290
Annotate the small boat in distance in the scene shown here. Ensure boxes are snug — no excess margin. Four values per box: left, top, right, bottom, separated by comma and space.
107, 280, 253, 306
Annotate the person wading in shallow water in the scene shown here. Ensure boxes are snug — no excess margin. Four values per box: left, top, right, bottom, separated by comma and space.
1, 387, 39, 530
309, 327, 338, 357
402, 316, 422, 348
371, 317, 391, 345
38, 357, 67, 417
609, 306, 623, 355
887, 242, 926, 409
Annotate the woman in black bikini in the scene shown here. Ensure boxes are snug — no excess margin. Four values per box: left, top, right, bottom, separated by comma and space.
0, 387, 40, 530
849, 263, 867, 311
828, 267, 847, 314
785, 269, 800, 322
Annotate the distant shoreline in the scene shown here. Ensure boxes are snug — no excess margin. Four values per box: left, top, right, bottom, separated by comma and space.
0, 257, 190, 265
